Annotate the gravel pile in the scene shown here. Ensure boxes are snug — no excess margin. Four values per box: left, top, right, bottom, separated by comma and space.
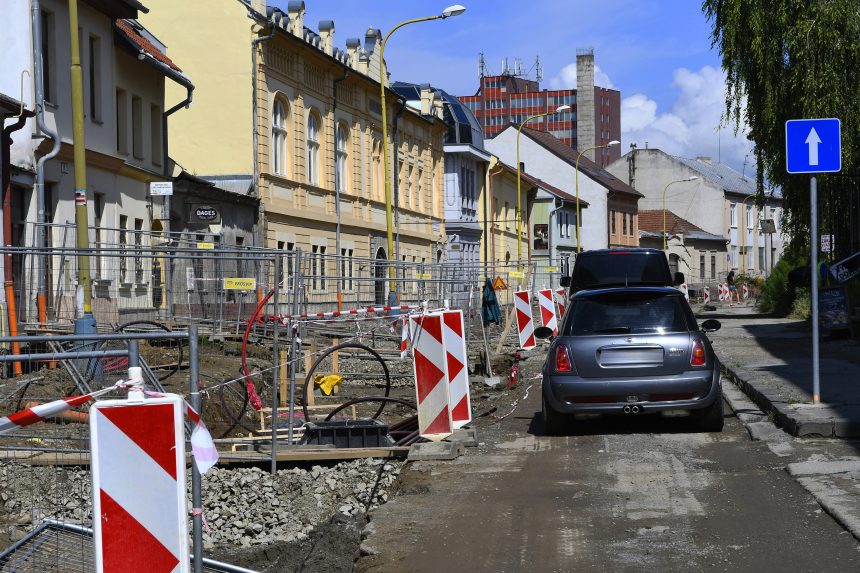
0, 458, 403, 550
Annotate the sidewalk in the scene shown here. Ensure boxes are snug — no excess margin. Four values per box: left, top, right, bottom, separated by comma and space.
705, 304, 860, 437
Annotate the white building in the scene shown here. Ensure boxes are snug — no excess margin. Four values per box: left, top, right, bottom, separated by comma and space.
486, 125, 641, 252
1, 0, 192, 324
606, 148, 784, 277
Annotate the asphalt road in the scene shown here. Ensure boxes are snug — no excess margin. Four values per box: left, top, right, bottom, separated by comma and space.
359, 374, 860, 572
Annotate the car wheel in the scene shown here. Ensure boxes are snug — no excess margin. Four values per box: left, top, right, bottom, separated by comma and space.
542, 393, 566, 436
692, 389, 724, 432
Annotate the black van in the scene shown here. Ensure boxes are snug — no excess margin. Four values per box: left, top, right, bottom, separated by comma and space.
561, 248, 684, 294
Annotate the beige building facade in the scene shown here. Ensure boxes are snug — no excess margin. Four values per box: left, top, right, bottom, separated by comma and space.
141, 1, 448, 301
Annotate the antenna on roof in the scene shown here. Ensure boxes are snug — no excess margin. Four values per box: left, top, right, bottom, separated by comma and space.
535, 55, 543, 83
478, 52, 486, 77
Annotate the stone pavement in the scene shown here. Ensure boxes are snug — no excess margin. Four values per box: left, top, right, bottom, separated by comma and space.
703, 302, 860, 542
705, 304, 860, 437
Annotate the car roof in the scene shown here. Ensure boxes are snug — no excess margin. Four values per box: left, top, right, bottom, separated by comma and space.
577, 248, 665, 256
571, 286, 682, 300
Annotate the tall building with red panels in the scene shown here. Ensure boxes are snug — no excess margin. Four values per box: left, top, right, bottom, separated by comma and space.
459, 50, 621, 167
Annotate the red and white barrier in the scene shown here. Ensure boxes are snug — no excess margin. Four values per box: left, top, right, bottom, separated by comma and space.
513, 290, 536, 349
91, 394, 189, 573
400, 316, 409, 360
442, 310, 471, 429
537, 289, 558, 336
703, 286, 711, 305
555, 287, 566, 317
718, 284, 725, 302
409, 314, 453, 441
679, 283, 689, 301
742, 284, 749, 299
270, 304, 422, 323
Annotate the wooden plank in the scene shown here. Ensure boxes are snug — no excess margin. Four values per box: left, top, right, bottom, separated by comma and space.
279, 349, 288, 408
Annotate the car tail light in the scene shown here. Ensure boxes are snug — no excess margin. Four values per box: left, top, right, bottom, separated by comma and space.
690, 339, 706, 366
556, 345, 573, 372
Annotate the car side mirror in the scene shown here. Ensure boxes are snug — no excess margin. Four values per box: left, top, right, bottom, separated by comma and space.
701, 319, 721, 333
673, 272, 685, 286
534, 326, 555, 340
559, 276, 571, 287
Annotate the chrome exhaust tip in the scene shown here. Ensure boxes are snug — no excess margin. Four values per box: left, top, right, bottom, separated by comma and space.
631, 405, 640, 414
623, 406, 632, 414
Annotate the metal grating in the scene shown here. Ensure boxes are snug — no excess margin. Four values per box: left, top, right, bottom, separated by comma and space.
0, 520, 258, 573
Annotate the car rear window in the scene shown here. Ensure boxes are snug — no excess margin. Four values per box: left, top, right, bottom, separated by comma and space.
563, 292, 694, 336
573, 253, 670, 289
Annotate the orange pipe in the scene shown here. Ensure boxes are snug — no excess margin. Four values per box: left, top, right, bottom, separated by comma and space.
25, 401, 89, 424
4, 284, 22, 375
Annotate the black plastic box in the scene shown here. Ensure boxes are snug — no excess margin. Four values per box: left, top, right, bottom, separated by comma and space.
299, 419, 394, 448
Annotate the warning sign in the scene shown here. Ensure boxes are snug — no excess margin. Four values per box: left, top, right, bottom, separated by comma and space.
492, 276, 508, 290
223, 277, 256, 290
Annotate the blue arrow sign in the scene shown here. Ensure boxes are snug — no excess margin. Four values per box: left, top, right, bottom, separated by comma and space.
786, 118, 841, 174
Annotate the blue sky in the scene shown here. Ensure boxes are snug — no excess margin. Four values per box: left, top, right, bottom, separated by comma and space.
272, 0, 754, 173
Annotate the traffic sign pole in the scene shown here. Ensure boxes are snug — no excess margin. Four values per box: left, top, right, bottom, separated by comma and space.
810, 176, 820, 404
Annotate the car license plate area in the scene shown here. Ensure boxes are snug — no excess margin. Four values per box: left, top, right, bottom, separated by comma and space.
598, 346, 664, 368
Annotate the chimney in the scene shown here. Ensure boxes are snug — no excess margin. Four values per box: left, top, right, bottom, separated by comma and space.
420, 84, 433, 115
345, 38, 360, 67
318, 20, 334, 55
576, 48, 596, 161
364, 28, 381, 56
696, 156, 712, 165
287, 1, 304, 37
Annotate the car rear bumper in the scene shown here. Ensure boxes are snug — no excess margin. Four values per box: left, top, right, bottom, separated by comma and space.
542, 367, 721, 415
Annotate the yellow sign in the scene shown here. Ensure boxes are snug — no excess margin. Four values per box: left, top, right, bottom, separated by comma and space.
223, 277, 257, 290
545, 266, 559, 272
508, 271, 524, 278
492, 276, 508, 290
197, 242, 215, 250
416, 273, 432, 280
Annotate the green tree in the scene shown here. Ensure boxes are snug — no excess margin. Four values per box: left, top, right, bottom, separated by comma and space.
702, 0, 860, 248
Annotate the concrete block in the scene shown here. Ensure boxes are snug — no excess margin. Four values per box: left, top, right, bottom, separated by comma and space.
746, 421, 789, 442
795, 420, 835, 438
408, 441, 464, 461
444, 428, 479, 447
786, 459, 860, 477
834, 420, 860, 438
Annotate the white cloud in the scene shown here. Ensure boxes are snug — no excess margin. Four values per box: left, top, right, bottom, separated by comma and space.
621, 66, 753, 172
549, 63, 613, 90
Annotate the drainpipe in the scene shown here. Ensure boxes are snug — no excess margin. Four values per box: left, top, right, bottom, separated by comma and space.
489, 162, 503, 264
162, 85, 193, 323
392, 97, 406, 284
483, 155, 498, 276
333, 67, 349, 310
2, 113, 28, 374
32, 0, 61, 329
251, 19, 276, 248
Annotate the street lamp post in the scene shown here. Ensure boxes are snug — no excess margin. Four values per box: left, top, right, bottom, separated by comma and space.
379, 5, 465, 303
574, 140, 620, 254
516, 105, 571, 267
662, 176, 699, 250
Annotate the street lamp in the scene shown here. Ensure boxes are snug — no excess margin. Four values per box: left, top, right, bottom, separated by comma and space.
662, 176, 699, 250
574, 140, 620, 254
379, 5, 465, 303
516, 105, 571, 266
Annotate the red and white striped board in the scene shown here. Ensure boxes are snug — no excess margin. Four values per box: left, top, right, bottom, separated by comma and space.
537, 289, 558, 336
409, 314, 453, 441
400, 316, 409, 359
742, 284, 749, 299
555, 287, 566, 317
513, 291, 536, 349
679, 283, 689, 301
718, 284, 725, 302
703, 286, 711, 305
91, 395, 189, 573
442, 310, 471, 429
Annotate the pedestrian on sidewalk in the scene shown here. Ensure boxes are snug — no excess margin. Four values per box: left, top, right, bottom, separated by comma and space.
727, 270, 741, 305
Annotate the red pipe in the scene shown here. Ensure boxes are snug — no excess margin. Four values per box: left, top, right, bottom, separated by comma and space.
240, 288, 275, 410
2, 115, 26, 375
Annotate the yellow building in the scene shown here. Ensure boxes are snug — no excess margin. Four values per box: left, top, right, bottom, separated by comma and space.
481, 159, 535, 266
140, 1, 448, 300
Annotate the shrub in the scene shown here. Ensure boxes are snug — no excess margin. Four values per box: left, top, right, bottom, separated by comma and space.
759, 244, 806, 315
789, 287, 810, 320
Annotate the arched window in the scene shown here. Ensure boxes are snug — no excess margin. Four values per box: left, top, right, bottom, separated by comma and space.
272, 99, 288, 176
306, 110, 320, 185
336, 123, 349, 192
